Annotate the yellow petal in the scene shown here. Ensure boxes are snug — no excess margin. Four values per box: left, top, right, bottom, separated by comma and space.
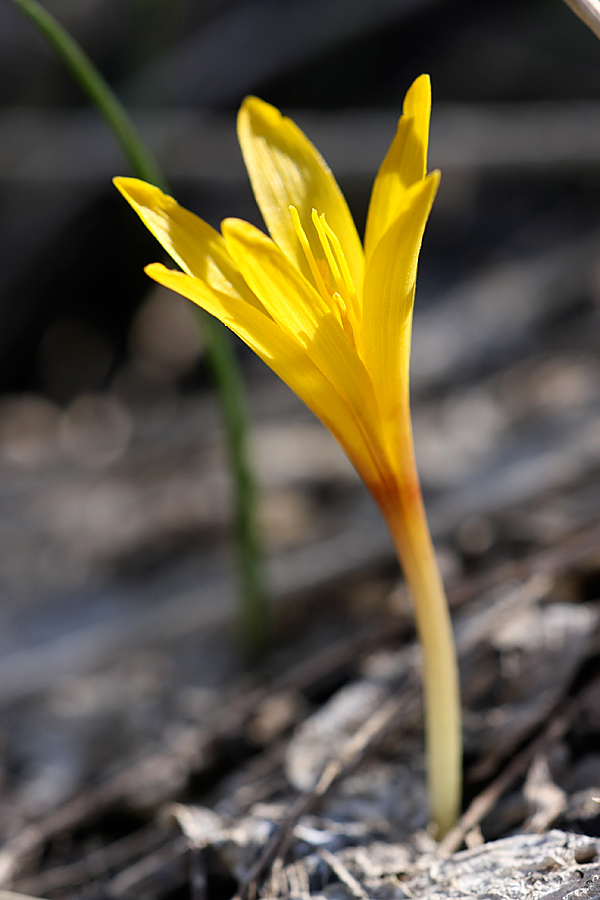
221, 218, 378, 435
113, 177, 264, 313
145, 262, 382, 488
364, 74, 432, 260
237, 97, 364, 292
362, 171, 440, 431
221, 217, 330, 337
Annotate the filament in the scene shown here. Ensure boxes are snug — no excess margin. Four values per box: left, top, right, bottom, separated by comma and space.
289, 204, 356, 346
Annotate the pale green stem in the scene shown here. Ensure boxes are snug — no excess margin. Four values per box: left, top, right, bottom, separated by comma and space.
13, 0, 269, 659
380, 420, 462, 837
201, 317, 270, 660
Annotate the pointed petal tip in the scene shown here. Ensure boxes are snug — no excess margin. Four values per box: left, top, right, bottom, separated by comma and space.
220, 216, 249, 239
113, 175, 147, 189
113, 175, 141, 196
427, 170, 442, 202
404, 73, 432, 117
413, 168, 441, 208
240, 94, 268, 112
238, 95, 281, 131
113, 176, 171, 210
144, 262, 166, 278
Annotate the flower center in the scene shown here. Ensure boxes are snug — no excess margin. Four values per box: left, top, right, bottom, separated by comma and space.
289, 205, 358, 346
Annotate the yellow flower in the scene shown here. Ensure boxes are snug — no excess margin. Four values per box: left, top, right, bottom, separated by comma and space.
114, 74, 461, 836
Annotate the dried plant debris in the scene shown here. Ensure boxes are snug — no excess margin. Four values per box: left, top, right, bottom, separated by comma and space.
402, 831, 600, 900
285, 681, 393, 794
169, 808, 600, 900
3, 562, 599, 896
465, 600, 598, 765
523, 754, 568, 834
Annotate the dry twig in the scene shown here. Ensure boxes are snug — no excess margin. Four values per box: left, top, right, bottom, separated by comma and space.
234, 692, 419, 900
438, 698, 581, 856
562, 0, 600, 41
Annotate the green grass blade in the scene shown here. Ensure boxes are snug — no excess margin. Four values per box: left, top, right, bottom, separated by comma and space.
13, 0, 269, 658
13, 0, 165, 190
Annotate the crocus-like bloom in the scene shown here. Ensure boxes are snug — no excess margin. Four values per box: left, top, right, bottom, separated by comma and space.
114, 74, 461, 836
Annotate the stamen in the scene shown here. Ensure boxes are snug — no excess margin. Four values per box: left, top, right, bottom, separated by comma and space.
311, 209, 344, 295
290, 205, 356, 346
289, 205, 329, 303
333, 291, 355, 346
319, 214, 359, 317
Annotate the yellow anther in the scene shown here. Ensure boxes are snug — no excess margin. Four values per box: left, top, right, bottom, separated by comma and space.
290, 205, 356, 344
289, 205, 329, 303
311, 209, 343, 293
333, 292, 355, 346
319, 213, 359, 317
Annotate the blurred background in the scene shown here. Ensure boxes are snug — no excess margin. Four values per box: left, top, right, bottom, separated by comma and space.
0, 0, 600, 831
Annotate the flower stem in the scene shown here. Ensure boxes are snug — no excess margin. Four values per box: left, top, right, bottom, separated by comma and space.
201, 316, 270, 661
12, 0, 166, 192
13, 0, 269, 658
382, 441, 462, 837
